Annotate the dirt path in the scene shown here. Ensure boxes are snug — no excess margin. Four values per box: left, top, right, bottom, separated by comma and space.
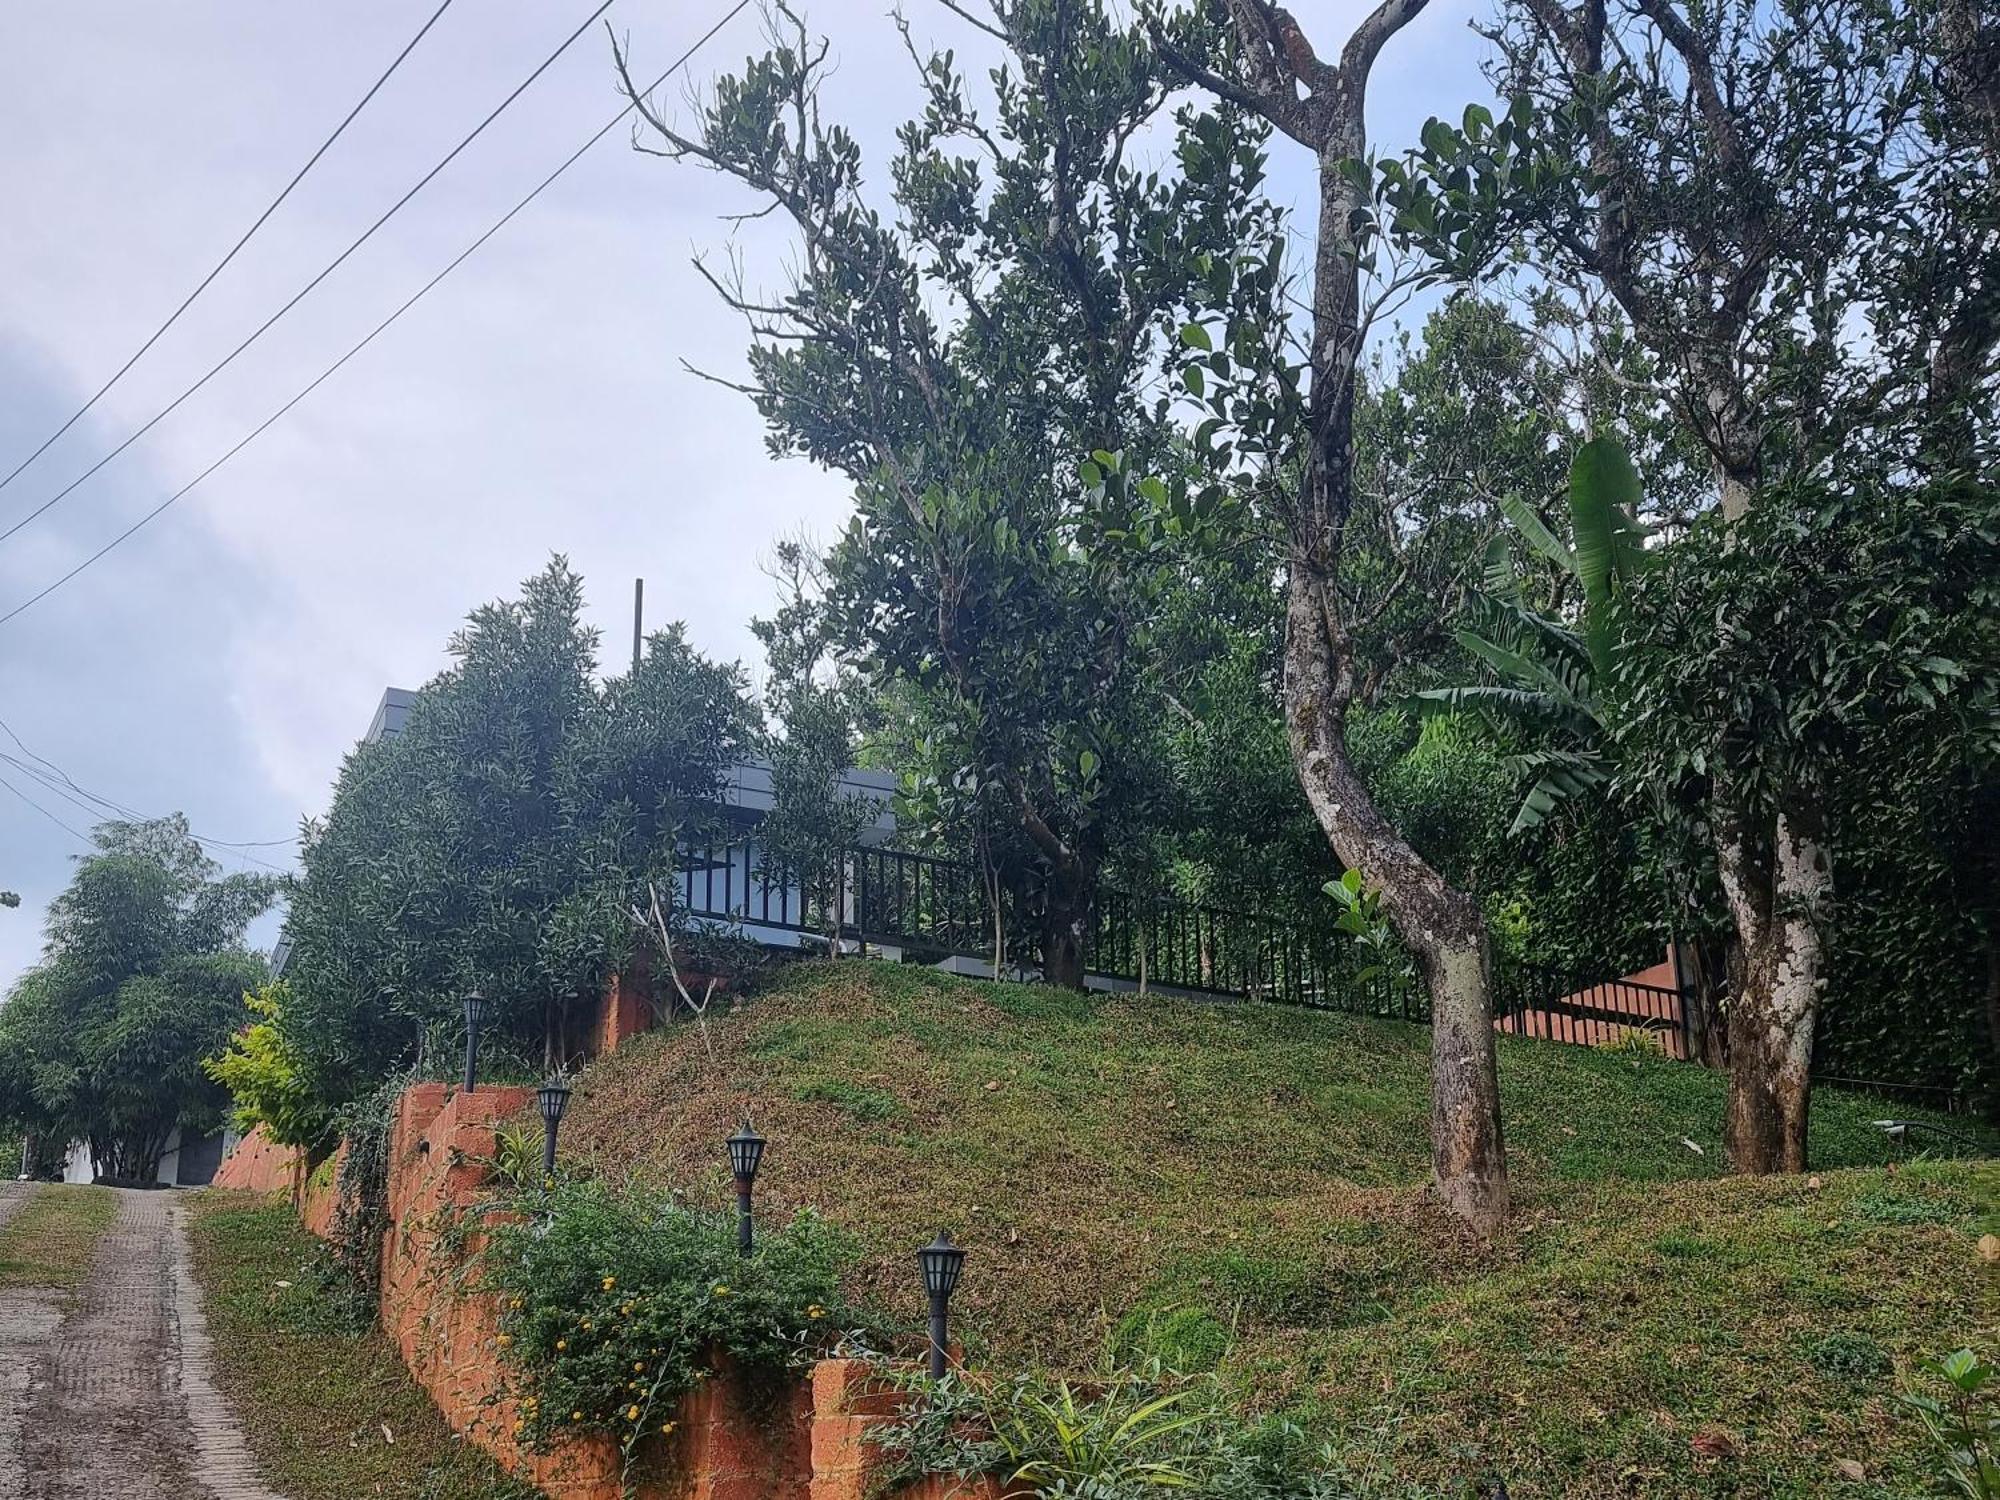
0, 1186, 288, 1500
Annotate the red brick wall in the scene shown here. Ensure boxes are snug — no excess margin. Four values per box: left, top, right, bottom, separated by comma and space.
594, 965, 657, 1058
211, 1126, 302, 1194
297, 1081, 972, 1500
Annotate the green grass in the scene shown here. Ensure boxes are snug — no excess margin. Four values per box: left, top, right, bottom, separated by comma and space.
561, 959, 1998, 1498
0, 1184, 119, 1288
186, 1192, 538, 1500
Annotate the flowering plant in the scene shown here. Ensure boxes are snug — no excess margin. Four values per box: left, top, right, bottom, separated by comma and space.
481, 1176, 861, 1457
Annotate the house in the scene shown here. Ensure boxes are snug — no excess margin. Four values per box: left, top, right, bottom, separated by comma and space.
60, 1127, 235, 1188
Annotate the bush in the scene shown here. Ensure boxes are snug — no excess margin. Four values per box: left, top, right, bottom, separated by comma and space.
204, 981, 334, 1151
480, 1178, 863, 1460
867, 1366, 1360, 1500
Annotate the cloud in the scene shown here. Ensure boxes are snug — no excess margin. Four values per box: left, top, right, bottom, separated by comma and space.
0, 0, 1489, 992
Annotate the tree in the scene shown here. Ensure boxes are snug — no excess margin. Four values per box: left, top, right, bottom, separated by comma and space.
276, 560, 753, 1126
0, 892, 19, 909
617, 0, 1277, 987
203, 981, 328, 1152
755, 541, 879, 956
0, 817, 275, 1181
1146, 0, 1513, 1231
1383, 0, 1999, 1169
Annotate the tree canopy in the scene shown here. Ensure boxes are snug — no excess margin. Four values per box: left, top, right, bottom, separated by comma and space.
0, 816, 276, 1180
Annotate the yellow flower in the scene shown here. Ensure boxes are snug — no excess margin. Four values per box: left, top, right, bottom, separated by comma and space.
497, 1334, 513, 1348
509, 1297, 523, 1310
626, 1404, 642, 1422
581, 1320, 593, 1331
660, 1421, 678, 1436
711, 1284, 731, 1297
633, 1362, 645, 1373
571, 1411, 584, 1422
805, 1304, 826, 1320
602, 1276, 617, 1291
556, 1340, 567, 1351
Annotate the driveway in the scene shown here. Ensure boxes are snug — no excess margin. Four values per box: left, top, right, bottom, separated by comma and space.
0, 1183, 286, 1499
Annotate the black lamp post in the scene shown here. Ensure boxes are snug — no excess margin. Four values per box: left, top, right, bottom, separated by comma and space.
537, 1080, 572, 1180
917, 1230, 966, 1380
727, 1120, 767, 1257
462, 991, 489, 1094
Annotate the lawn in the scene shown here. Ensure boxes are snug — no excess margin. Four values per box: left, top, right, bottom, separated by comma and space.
0, 1184, 119, 1288
558, 959, 1998, 1498
185, 1191, 539, 1500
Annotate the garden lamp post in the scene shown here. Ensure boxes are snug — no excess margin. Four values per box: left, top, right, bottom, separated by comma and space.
1873, 1118, 1985, 1151
462, 991, 489, 1094
727, 1120, 766, 1257
537, 1080, 572, 1180
917, 1230, 966, 1380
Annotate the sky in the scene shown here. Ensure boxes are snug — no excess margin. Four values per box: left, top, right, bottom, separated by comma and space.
0, 0, 1491, 989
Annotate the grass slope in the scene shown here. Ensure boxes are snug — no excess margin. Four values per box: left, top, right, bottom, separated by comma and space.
187, 1192, 539, 1500
562, 961, 1996, 1497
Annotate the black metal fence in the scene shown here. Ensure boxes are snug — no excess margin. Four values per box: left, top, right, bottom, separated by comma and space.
680, 840, 1694, 1059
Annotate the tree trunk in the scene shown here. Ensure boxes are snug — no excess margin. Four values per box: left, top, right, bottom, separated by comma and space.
1286, 563, 1510, 1233
1040, 882, 1091, 991
1717, 797, 1832, 1172
1040, 912, 1088, 992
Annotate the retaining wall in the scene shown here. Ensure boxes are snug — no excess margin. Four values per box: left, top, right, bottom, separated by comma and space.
285, 1077, 989, 1500
211, 1127, 303, 1194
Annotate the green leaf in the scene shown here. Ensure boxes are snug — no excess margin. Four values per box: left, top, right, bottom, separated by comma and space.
1499, 492, 1577, 575
1179, 322, 1212, 351
1568, 436, 1646, 679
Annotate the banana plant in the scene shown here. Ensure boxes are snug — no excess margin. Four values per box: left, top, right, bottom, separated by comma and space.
1412, 437, 1654, 834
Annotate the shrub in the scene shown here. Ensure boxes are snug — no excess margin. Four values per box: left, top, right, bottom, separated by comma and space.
866, 1366, 1360, 1500
204, 981, 334, 1151
1899, 1349, 1999, 1499
480, 1178, 863, 1460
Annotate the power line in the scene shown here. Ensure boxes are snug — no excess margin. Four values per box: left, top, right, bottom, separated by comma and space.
0, 755, 290, 876
0, 0, 618, 549
0, 0, 459, 499
0, 716, 294, 872
0, 0, 753, 629
0, 770, 91, 846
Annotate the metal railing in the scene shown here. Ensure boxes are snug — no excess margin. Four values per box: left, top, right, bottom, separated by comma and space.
679, 840, 1694, 1058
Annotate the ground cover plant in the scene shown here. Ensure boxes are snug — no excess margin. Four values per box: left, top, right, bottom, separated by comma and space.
559, 960, 1998, 1496
0, 1184, 118, 1289
185, 1191, 539, 1500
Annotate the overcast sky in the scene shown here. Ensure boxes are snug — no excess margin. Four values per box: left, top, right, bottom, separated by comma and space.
0, 1, 1489, 989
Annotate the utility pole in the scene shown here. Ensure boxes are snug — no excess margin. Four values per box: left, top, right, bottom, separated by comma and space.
632, 578, 644, 673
